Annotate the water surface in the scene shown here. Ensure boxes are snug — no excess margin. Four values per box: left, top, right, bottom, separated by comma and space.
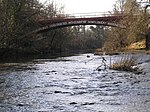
0, 54, 150, 112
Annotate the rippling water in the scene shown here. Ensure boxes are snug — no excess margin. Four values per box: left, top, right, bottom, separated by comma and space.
0, 54, 150, 112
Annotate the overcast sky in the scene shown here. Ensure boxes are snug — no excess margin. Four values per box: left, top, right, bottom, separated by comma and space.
39, 0, 116, 14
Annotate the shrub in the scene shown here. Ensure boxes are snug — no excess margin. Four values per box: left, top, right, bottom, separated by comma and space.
109, 55, 143, 74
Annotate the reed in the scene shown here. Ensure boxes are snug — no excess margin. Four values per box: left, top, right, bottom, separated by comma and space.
109, 55, 142, 74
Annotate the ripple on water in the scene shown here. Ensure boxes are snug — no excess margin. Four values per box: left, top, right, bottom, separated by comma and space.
0, 54, 150, 112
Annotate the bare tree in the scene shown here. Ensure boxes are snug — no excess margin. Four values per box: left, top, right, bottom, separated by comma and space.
103, 0, 148, 51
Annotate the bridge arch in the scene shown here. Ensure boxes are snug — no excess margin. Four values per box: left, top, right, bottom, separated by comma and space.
32, 16, 125, 34
34, 21, 125, 34
21, 15, 125, 38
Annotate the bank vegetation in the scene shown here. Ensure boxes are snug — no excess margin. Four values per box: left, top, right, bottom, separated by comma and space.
109, 55, 143, 74
0, 0, 104, 60
103, 0, 149, 52
0, 0, 149, 60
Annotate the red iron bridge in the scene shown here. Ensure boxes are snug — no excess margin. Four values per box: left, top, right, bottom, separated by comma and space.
26, 12, 126, 36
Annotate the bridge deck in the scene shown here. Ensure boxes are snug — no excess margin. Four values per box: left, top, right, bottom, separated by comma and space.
38, 15, 124, 25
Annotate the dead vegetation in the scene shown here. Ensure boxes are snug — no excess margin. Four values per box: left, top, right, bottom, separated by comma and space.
109, 55, 143, 74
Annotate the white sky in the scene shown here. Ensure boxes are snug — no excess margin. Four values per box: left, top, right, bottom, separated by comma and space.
40, 0, 116, 14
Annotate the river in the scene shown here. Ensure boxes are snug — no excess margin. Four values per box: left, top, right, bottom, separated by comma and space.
0, 53, 150, 112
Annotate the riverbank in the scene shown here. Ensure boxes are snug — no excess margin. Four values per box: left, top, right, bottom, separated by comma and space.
0, 48, 95, 63
94, 49, 150, 56
0, 47, 150, 63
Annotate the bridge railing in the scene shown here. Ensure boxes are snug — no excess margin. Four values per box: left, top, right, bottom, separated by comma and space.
53, 11, 124, 19
38, 11, 125, 25
67, 12, 112, 18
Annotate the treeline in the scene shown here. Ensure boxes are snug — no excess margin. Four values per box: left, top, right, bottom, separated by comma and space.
0, 0, 103, 59
103, 0, 148, 51
0, 0, 149, 60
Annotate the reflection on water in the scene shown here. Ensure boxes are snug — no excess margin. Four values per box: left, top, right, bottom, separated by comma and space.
0, 54, 150, 112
